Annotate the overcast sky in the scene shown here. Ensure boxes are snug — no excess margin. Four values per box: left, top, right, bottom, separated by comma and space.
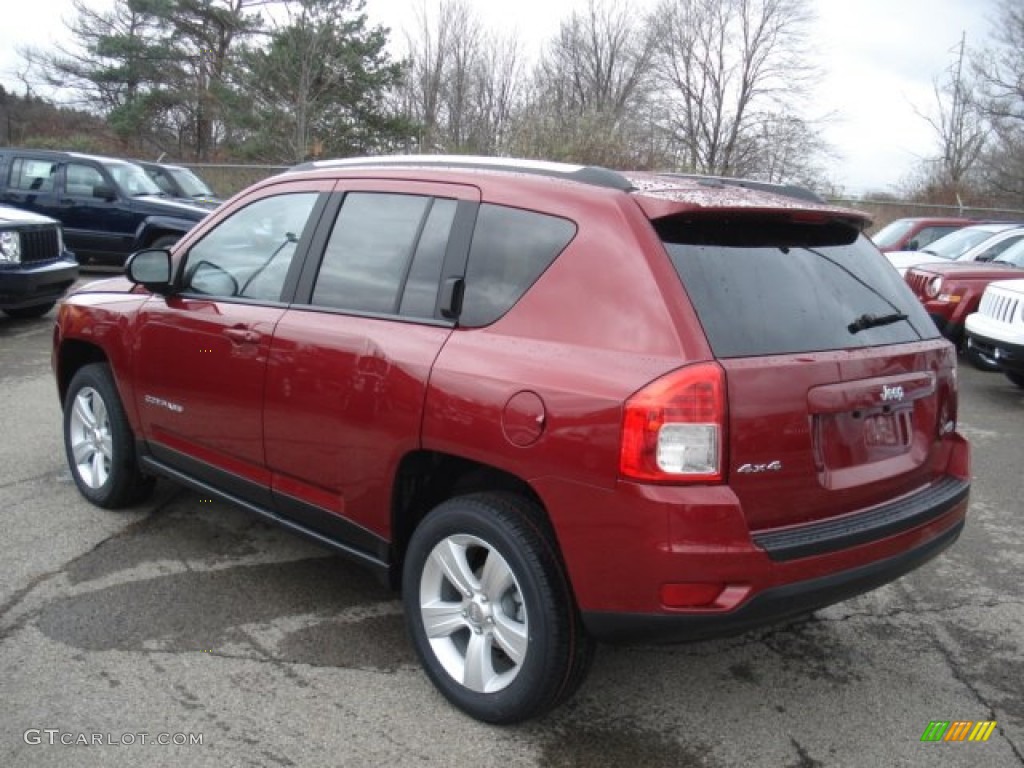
0, 0, 999, 196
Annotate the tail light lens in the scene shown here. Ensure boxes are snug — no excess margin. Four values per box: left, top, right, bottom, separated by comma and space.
620, 362, 726, 483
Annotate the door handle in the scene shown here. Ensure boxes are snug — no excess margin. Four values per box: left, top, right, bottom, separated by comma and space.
223, 327, 260, 344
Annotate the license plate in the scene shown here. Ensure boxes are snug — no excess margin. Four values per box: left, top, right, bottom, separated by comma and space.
864, 412, 908, 447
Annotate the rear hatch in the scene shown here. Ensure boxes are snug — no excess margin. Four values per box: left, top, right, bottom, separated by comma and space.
653, 211, 955, 531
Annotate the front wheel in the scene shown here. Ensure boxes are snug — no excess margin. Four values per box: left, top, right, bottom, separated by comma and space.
402, 493, 593, 724
64, 363, 154, 508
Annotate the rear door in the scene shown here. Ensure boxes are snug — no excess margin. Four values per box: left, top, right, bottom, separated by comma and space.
657, 214, 956, 531
263, 180, 479, 542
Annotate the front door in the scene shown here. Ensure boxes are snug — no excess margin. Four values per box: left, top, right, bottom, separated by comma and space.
133, 182, 330, 499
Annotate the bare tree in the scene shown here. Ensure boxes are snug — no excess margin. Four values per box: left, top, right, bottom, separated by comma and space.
915, 32, 988, 199
972, 0, 1024, 201
399, 0, 523, 154
513, 0, 659, 166
654, 0, 817, 177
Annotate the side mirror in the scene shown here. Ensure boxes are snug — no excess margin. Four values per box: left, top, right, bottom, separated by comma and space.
93, 183, 117, 201
126, 248, 173, 294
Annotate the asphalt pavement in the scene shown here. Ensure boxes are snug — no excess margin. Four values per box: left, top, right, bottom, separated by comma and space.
1, 293, 1021, 768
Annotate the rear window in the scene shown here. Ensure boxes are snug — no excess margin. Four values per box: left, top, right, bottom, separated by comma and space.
658, 217, 940, 358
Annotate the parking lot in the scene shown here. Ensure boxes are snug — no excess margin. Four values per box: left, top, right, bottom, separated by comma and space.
1, 287, 1022, 768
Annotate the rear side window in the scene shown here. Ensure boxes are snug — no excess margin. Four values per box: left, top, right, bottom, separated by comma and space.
460, 204, 576, 327
658, 217, 940, 358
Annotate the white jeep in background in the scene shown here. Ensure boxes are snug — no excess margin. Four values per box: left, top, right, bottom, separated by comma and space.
965, 279, 1024, 389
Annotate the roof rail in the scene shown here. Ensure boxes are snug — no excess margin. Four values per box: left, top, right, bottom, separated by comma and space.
290, 154, 635, 192
657, 173, 826, 204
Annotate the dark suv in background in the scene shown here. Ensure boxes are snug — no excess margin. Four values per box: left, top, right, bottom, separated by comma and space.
0, 149, 210, 265
136, 160, 223, 209
52, 156, 970, 723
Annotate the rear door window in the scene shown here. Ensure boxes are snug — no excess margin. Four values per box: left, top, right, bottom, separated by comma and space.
658, 217, 939, 358
312, 192, 458, 317
9, 158, 56, 193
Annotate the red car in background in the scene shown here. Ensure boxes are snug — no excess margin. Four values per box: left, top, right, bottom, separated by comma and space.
871, 217, 976, 253
904, 239, 1024, 367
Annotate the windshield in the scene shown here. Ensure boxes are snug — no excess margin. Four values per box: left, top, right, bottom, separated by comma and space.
993, 238, 1024, 267
168, 167, 214, 197
923, 227, 1006, 259
104, 161, 162, 196
658, 220, 938, 357
870, 219, 915, 249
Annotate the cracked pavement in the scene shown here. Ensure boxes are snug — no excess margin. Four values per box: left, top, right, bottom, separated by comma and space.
1, 295, 1022, 767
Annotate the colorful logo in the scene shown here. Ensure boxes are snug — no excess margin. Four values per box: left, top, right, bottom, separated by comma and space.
921, 721, 997, 742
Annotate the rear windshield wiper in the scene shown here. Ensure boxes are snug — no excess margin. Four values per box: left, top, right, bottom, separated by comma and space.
848, 312, 909, 334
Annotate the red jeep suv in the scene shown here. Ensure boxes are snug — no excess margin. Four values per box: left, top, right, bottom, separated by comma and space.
52, 156, 970, 723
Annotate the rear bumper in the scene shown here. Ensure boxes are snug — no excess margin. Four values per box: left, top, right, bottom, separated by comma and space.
583, 518, 964, 643
540, 436, 970, 644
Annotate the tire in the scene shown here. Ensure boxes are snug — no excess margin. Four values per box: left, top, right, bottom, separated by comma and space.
3, 302, 56, 319
63, 363, 155, 508
1006, 372, 1024, 389
402, 492, 593, 724
150, 234, 180, 249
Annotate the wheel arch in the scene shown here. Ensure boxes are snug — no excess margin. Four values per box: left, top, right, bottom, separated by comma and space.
56, 339, 109, 405
390, 451, 551, 586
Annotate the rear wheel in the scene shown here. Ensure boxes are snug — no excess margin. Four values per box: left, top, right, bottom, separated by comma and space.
3, 302, 56, 319
402, 493, 593, 724
64, 363, 154, 508
1005, 372, 1024, 389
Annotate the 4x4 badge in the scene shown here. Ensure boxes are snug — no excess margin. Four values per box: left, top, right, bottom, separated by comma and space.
737, 460, 782, 474
881, 384, 905, 402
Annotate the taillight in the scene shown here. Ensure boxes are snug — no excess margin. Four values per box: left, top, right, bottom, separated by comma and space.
619, 362, 726, 483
